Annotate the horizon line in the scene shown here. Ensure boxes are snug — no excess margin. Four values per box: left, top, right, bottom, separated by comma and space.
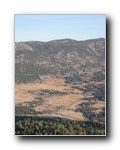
15, 37, 105, 43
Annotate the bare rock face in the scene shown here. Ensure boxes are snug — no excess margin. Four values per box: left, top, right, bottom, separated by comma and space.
15, 42, 33, 51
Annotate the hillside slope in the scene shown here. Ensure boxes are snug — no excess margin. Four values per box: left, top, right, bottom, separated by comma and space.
15, 38, 105, 83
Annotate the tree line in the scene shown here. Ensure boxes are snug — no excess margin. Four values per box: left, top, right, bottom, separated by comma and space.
15, 117, 105, 135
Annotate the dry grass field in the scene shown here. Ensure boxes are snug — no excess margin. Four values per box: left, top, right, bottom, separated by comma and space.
15, 76, 105, 121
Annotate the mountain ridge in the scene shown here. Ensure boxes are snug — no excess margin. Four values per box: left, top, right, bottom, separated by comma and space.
15, 38, 105, 84
15, 37, 105, 44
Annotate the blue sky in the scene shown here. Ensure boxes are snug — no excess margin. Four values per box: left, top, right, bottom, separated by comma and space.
15, 15, 105, 42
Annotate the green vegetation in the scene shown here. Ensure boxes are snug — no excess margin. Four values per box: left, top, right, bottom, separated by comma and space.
28, 89, 68, 98
15, 105, 38, 115
15, 38, 105, 84
92, 71, 105, 82
92, 84, 105, 101
15, 117, 105, 135
64, 75, 81, 84
15, 97, 45, 115
72, 83, 105, 101
15, 62, 52, 83
40, 89, 68, 96
82, 84, 105, 101
75, 102, 105, 123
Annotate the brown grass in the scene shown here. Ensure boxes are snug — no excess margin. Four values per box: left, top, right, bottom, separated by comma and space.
90, 101, 105, 114
15, 76, 105, 120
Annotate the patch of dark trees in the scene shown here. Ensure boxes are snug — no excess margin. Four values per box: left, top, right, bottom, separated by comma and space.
15, 116, 105, 135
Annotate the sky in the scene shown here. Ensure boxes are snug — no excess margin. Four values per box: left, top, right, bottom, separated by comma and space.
15, 15, 106, 42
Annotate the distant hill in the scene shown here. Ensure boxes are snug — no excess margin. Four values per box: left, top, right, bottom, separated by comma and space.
15, 38, 105, 83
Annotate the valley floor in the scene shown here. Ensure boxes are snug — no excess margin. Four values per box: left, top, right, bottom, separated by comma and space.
15, 76, 105, 122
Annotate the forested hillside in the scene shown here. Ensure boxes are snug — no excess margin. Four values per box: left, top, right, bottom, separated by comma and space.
15, 38, 105, 84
